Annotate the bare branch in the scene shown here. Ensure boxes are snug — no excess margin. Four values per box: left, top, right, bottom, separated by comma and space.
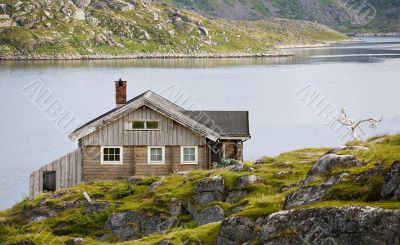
336, 107, 382, 141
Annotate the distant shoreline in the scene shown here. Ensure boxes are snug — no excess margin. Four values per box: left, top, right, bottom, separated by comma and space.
0, 52, 294, 61
0, 39, 371, 61
351, 33, 400, 37
277, 39, 361, 49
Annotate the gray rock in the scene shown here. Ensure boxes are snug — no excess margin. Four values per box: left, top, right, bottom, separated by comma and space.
194, 176, 226, 205
226, 190, 248, 204
159, 216, 180, 231
258, 206, 400, 245
0, 4, 6, 13
105, 210, 162, 240
72, 9, 85, 20
108, 0, 135, 11
22, 204, 59, 222
198, 26, 209, 36
283, 175, 342, 209
128, 176, 143, 184
85, 202, 109, 213
326, 145, 369, 154
236, 175, 261, 189
168, 198, 181, 216
0, 15, 17, 27
65, 238, 85, 245
216, 216, 255, 245
72, 0, 91, 8
381, 160, 400, 200
231, 205, 244, 214
7, 240, 36, 245
228, 163, 244, 172
308, 153, 361, 176
190, 205, 225, 225
150, 181, 161, 190
61, 199, 83, 209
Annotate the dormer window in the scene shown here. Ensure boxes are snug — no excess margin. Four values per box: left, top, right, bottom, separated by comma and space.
129, 121, 159, 130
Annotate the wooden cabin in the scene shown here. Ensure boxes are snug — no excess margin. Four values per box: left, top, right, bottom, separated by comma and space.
29, 80, 250, 198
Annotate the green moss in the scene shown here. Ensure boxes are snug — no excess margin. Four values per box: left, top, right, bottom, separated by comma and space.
2, 134, 400, 244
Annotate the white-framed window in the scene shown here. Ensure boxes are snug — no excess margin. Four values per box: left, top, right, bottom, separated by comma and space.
128, 120, 160, 130
148, 146, 165, 164
101, 146, 123, 164
181, 146, 198, 164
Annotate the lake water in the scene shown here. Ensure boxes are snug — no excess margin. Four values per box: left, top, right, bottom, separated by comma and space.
1, 37, 400, 210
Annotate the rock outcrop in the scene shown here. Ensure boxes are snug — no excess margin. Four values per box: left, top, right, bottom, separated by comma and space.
216, 206, 400, 244
193, 176, 226, 205
105, 210, 170, 240
235, 175, 261, 189
308, 153, 361, 176
188, 204, 225, 225
216, 216, 255, 245
380, 160, 400, 200
283, 174, 343, 209
257, 206, 400, 244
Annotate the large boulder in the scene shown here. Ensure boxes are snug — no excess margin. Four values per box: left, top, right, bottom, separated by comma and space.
257, 206, 400, 244
216, 216, 255, 245
105, 210, 163, 240
308, 153, 361, 176
283, 175, 342, 209
193, 176, 226, 205
380, 160, 400, 200
188, 204, 225, 225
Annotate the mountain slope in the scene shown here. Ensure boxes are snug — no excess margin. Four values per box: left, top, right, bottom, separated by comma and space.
160, 0, 400, 33
1, 134, 400, 244
0, 0, 348, 59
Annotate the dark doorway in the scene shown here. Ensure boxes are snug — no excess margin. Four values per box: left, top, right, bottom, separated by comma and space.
43, 171, 56, 192
210, 142, 223, 164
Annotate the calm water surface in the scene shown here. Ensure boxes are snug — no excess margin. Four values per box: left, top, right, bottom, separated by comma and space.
1, 37, 400, 209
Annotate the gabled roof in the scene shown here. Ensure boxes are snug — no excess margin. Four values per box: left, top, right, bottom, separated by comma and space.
69, 90, 250, 142
185, 111, 250, 138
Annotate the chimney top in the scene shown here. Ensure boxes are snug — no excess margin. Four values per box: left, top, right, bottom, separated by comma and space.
115, 79, 127, 108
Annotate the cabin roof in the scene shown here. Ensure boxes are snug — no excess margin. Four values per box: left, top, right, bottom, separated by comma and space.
69, 90, 250, 142
185, 111, 250, 138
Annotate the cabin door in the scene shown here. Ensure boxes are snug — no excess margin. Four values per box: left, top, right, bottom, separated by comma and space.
210, 142, 223, 164
43, 171, 56, 192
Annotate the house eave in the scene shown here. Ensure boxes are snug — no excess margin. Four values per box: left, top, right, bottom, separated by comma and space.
218, 136, 251, 141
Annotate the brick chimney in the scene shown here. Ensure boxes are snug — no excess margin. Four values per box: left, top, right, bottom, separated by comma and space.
115, 79, 127, 108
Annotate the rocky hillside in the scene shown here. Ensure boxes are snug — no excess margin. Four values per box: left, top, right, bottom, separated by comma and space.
1, 134, 400, 244
160, 0, 400, 33
0, 0, 348, 59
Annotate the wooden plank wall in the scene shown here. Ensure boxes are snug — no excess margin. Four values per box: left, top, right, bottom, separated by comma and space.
82, 145, 209, 179
81, 106, 205, 146
29, 149, 83, 199
131, 145, 209, 175
82, 146, 135, 181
